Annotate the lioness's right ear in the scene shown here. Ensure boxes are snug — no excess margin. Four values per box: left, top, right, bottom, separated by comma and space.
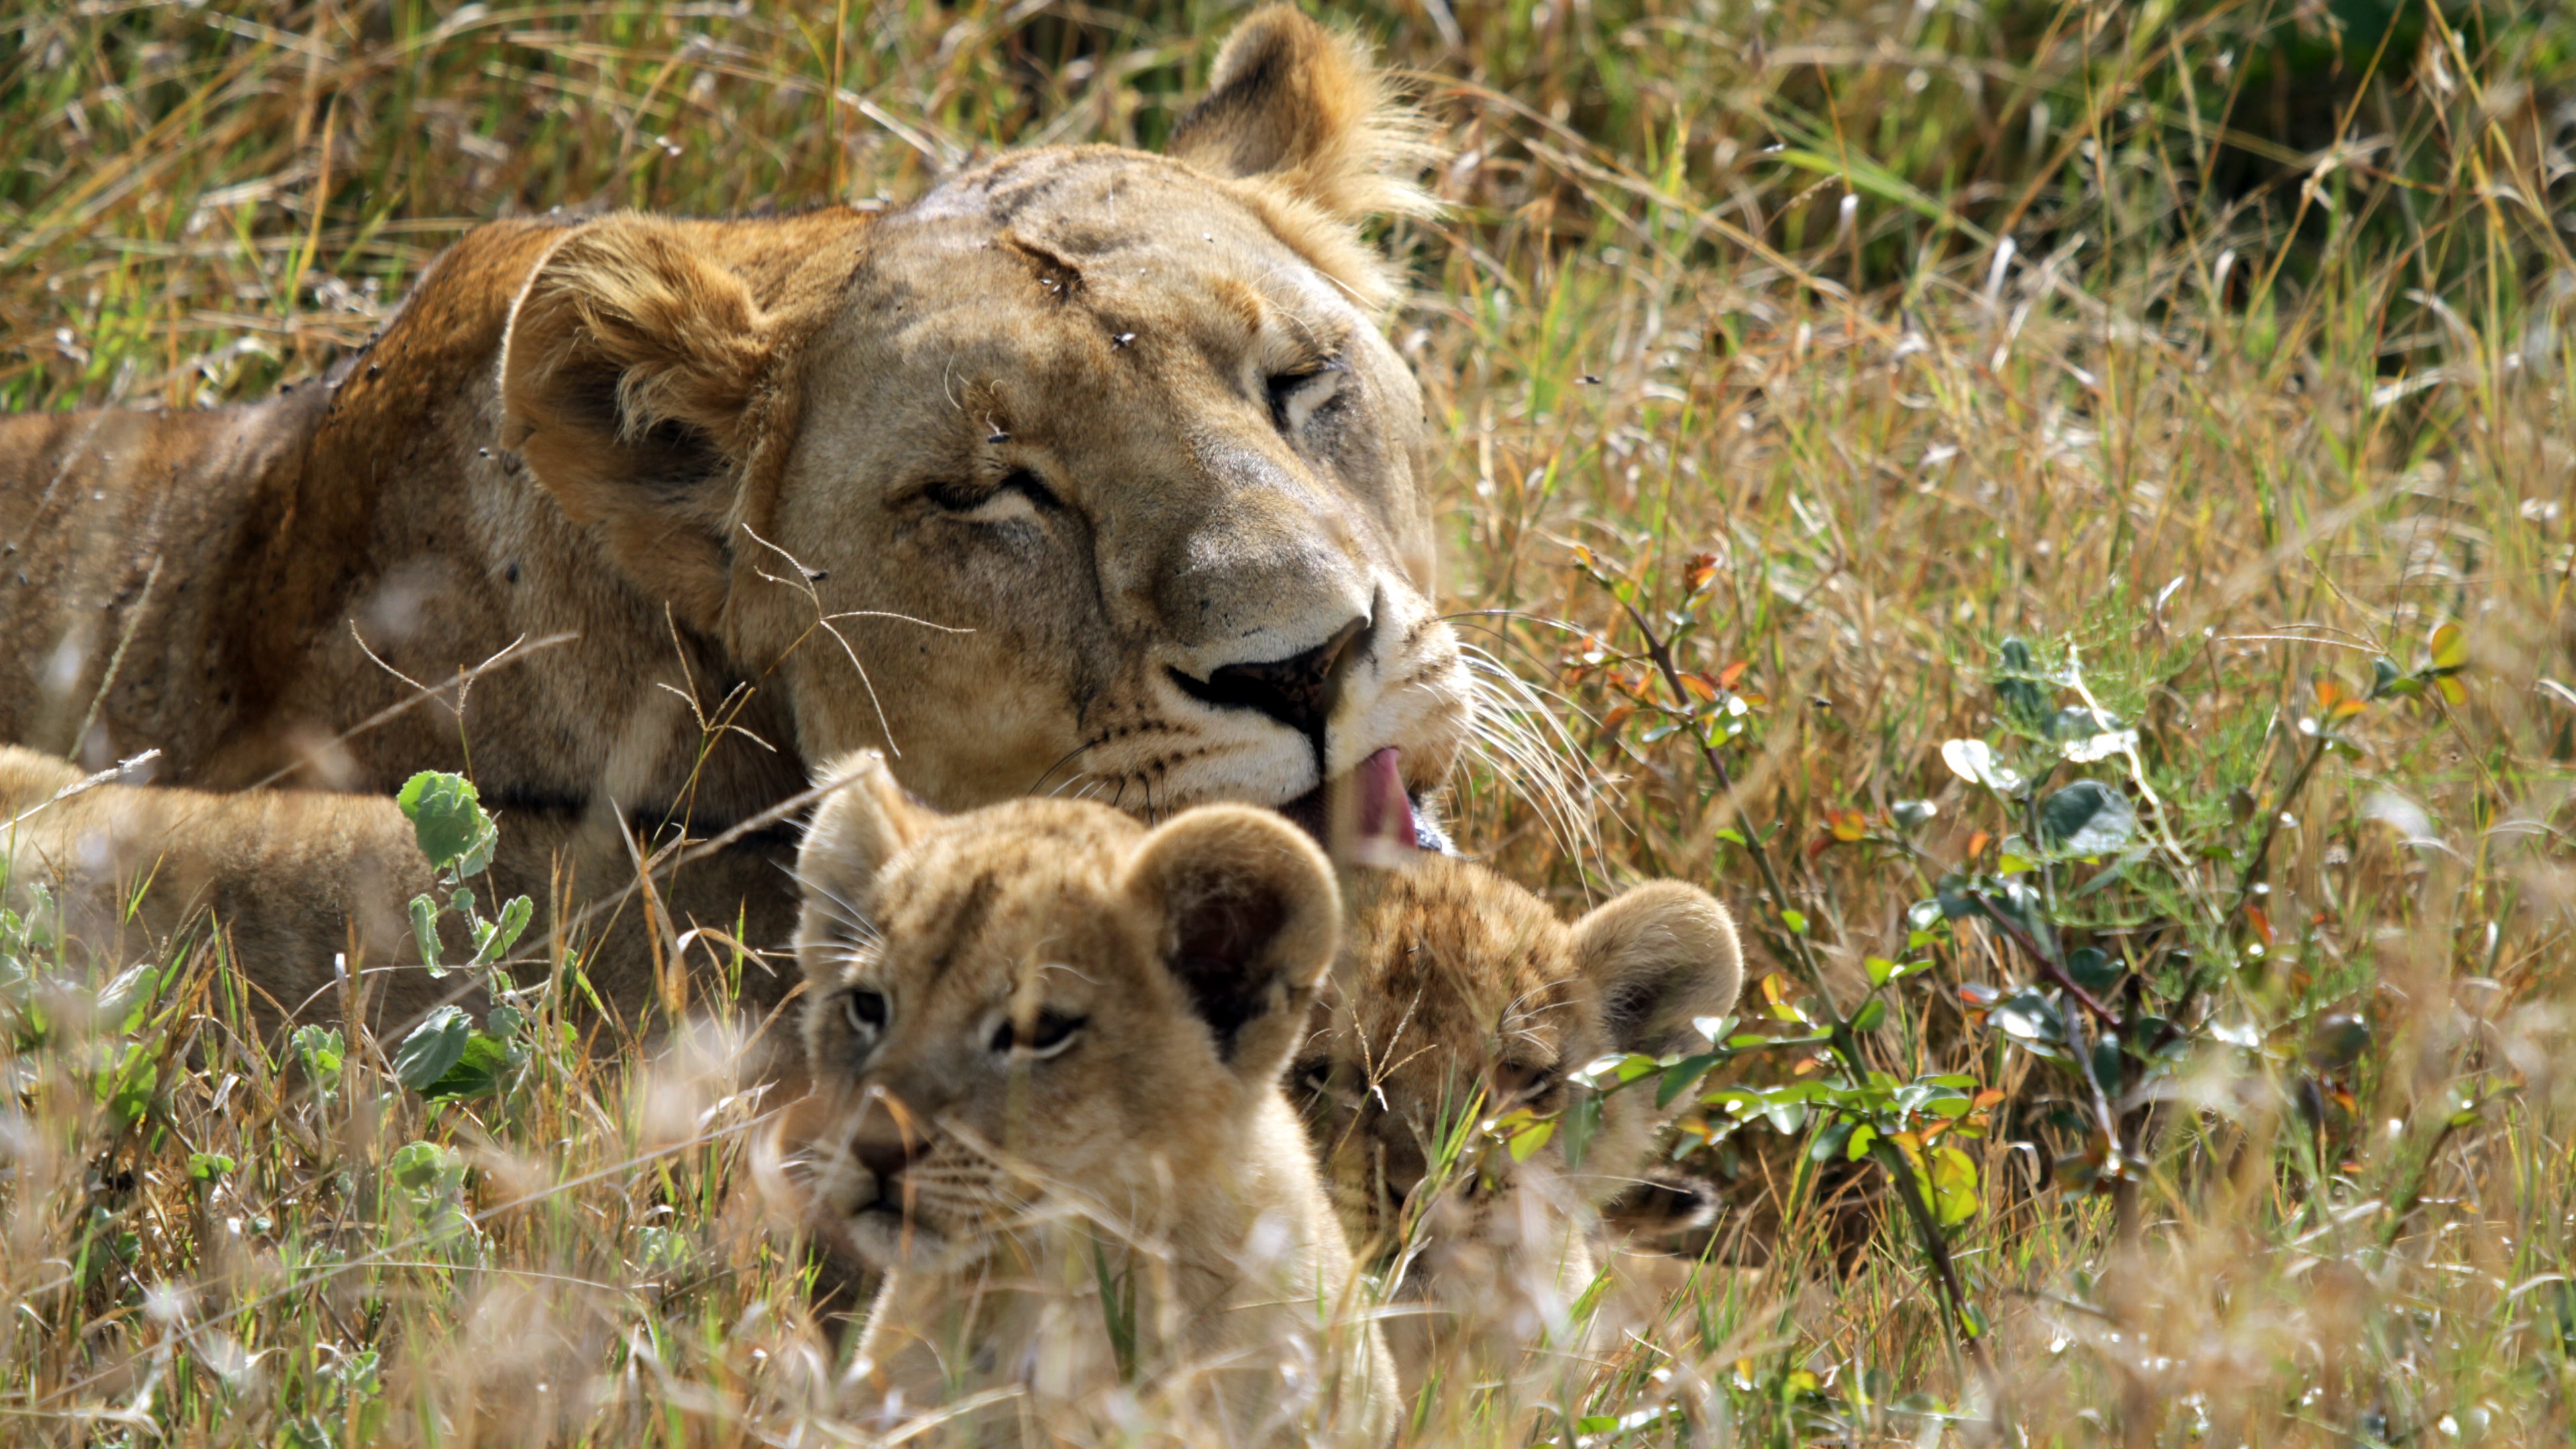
1167, 5, 1431, 225
1123, 805, 1340, 1084
500, 215, 782, 630
793, 752, 931, 973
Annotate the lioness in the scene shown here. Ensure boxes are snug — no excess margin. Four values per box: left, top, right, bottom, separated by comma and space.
785, 752, 1398, 1446
1293, 855, 1742, 1391
0, 7, 1468, 1028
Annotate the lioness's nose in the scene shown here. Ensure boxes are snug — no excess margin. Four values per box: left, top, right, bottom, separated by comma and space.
1174, 614, 1368, 737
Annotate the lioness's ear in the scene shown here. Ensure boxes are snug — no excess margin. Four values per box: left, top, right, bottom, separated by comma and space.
1571, 883, 1744, 1065
500, 215, 781, 629
1123, 804, 1340, 1083
793, 752, 932, 978
1167, 5, 1432, 226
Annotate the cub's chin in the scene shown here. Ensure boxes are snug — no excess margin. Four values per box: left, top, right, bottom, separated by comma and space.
835, 1205, 969, 1273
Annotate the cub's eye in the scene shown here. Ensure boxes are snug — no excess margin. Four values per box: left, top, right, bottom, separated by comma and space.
1494, 1061, 1559, 1104
989, 1008, 1086, 1059
924, 469, 1060, 522
842, 987, 889, 1040
1265, 362, 1346, 435
1292, 1058, 1335, 1095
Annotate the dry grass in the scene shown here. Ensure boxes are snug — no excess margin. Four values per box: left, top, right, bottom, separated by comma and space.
5, 1, 2576, 1444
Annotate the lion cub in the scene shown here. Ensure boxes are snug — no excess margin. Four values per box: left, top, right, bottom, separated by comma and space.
1292, 856, 1742, 1391
788, 753, 1397, 1446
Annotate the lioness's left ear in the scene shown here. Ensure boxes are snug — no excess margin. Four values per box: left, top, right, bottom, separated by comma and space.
500, 214, 784, 630
1571, 883, 1745, 1063
1123, 805, 1340, 1083
1167, 5, 1432, 227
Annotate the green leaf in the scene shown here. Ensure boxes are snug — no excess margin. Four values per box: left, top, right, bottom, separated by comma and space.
2065, 946, 2121, 996
386, 1140, 466, 1199
2037, 780, 2137, 856
1656, 1052, 1725, 1108
1988, 987, 2070, 1060
470, 896, 535, 968
1499, 1110, 1554, 1163
1810, 1120, 1856, 1163
409, 894, 445, 977
392, 1006, 473, 1093
290, 1025, 344, 1084
1561, 1092, 1603, 1170
1940, 737, 2026, 794
396, 771, 496, 879
95, 963, 161, 1035
2426, 621, 2467, 672
95, 1041, 157, 1126
186, 1151, 236, 1183
1929, 1145, 1979, 1226
1851, 998, 1888, 1032
417, 1032, 514, 1103
1780, 908, 1809, 935
2090, 1038, 2125, 1096
1762, 1095, 1808, 1136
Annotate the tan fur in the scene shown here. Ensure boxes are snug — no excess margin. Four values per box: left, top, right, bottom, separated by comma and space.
0, 7, 1466, 1032
1293, 857, 1742, 1392
784, 753, 1397, 1446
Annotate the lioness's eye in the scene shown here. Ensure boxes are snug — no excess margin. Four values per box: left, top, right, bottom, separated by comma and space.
922, 469, 1060, 521
843, 988, 888, 1040
1293, 1058, 1334, 1094
1266, 362, 1346, 434
990, 1008, 1086, 1059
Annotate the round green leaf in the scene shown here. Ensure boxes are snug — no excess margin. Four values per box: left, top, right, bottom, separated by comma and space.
392, 1006, 472, 1093
2037, 780, 2137, 856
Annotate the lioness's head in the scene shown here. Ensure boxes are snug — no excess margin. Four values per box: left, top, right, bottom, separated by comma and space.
1293, 857, 1741, 1365
790, 751, 1340, 1269
496, 7, 1468, 839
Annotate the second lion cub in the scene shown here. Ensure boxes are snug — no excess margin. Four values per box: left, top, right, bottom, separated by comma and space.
786, 753, 1397, 1446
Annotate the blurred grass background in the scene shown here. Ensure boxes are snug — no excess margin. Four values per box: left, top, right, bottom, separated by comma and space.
5, 0, 2576, 1443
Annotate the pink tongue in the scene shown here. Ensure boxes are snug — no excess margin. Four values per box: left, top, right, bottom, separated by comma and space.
1350, 747, 1417, 865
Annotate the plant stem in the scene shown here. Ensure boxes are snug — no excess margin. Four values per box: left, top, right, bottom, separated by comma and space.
1617, 595, 1994, 1381
1968, 889, 2125, 1028
2229, 731, 2328, 918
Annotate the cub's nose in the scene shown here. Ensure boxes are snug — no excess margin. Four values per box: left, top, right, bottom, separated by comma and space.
1173, 614, 1370, 737
853, 1130, 928, 1187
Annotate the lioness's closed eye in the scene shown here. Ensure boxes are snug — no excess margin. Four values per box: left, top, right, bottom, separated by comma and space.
783, 751, 1397, 1447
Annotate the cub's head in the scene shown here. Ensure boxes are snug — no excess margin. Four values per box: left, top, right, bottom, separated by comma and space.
1292, 858, 1741, 1348
496, 6, 1471, 839
790, 752, 1340, 1269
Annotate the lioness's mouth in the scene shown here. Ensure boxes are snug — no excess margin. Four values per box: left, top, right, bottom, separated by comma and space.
1280, 747, 1450, 861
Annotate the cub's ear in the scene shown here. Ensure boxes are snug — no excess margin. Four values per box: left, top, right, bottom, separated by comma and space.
792, 752, 934, 980
1122, 804, 1340, 1083
1571, 883, 1744, 1064
1167, 5, 1432, 227
500, 214, 782, 631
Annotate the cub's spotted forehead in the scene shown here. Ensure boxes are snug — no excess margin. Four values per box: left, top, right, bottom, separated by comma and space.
861, 802, 1146, 983
1332, 859, 1588, 1063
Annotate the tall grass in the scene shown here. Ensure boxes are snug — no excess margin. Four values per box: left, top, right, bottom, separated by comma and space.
5, 1, 2575, 1443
